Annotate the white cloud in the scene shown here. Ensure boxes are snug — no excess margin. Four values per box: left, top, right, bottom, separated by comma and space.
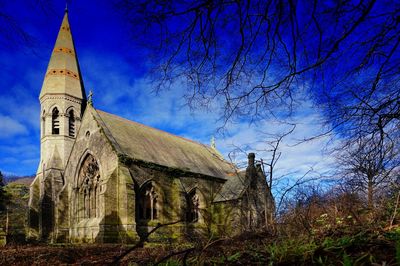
0, 114, 28, 138
214, 104, 338, 183
78, 52, 338, 188
0, 52, 42, 133
0, 95, 40, 131
80, 51, 220, 138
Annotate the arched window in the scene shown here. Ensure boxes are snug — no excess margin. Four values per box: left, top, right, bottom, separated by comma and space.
41, 111, 46, 137
68, 109, 75, 137
139, 182, 159, 221
77, 154, 100, 219
186, 190, 200, 223
52, 107, 60, 135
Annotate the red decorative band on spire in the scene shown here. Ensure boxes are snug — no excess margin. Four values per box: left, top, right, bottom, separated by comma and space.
53, 47, 75, 56
61, 25, 70, 32
46, 69, 80, 80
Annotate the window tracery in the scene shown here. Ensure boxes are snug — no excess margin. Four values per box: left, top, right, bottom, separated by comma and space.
187, 190, 200, 223
139, 182, 159, 221
77, 154, 100, 219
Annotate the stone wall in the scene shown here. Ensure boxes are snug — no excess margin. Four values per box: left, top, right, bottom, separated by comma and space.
49, 110, 275, 244
125, 160, 225, 242
56, 107, 119, 243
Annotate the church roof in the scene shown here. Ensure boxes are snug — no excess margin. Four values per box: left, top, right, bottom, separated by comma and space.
92, 108, 237, 180
214, 170, 247, 202
39, 10, 86, 100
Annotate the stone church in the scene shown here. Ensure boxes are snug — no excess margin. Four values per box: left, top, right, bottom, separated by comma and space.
27, 10, 274, 243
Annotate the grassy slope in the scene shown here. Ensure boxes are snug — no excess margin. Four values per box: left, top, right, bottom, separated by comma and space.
0, 228, 399, 265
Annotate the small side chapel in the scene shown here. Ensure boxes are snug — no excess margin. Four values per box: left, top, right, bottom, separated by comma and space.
27, 9, 274, 243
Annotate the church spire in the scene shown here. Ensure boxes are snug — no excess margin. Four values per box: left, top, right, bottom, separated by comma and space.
36, 9, 87, 183
39, 10, 86, 101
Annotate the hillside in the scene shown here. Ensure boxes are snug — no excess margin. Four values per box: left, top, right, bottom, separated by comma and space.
3, 175, 34, 186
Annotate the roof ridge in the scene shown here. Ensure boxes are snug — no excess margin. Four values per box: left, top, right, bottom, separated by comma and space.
91, 107, 124, 153
95, 109, 212, 149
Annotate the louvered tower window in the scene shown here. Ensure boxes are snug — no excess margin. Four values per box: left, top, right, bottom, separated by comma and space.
52, 107, 60, 135
69, 109, 75, 137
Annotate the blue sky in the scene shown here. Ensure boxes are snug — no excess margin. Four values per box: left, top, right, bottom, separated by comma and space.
0, 1, 335, 181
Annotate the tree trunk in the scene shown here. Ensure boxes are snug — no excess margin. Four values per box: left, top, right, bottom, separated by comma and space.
368, 177, 374, 210
5, 207, 9, 235
390, 191, 400, 227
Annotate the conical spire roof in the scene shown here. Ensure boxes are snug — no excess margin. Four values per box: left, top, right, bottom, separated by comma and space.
39, 10, 86, 100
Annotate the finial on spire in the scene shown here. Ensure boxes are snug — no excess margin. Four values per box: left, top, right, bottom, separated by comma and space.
88, 90, 93, 106
211, 136, 216, 149
65, 1, 69, 13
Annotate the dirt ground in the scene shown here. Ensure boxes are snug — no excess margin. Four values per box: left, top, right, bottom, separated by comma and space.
1, 229, 397, 266
0, 244, 177, 265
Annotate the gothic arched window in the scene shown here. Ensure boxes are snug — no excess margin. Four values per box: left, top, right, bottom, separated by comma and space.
139, 182, 159, 221
52, 107, 60, 135
41, 111, 46, 137
68, 109, 75, 137
186, 190, 200, 223
77, 154, 100, 220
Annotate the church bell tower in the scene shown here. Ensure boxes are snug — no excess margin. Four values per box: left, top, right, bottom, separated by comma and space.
38, 8, 86, 173
28, 8, 86, 241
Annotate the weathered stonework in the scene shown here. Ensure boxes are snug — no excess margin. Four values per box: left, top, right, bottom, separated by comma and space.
27, 9, 275, 244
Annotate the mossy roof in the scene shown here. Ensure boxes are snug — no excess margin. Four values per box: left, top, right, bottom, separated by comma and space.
214, 170, 247, 202
94, 109, 237, 180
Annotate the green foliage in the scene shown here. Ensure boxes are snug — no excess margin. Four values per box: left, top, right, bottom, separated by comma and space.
0, 171, 11, 212
336, 236, 353, 247
396, 240, 400, 265
342, 252, 352, 266
5, 183, 29, 198
227, 252, 241, 262
1, 180, 30, 240
265, 238, 318, 264
158, 260, 181, 266
315, 255, 329, 265
254, 228, 400, 265
384, 229, 400, 241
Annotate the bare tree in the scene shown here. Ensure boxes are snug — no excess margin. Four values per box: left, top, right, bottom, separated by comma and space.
337, 133, 399, 210
226, 123, 321, 228
114, 0, 400, 140
261, 124, 296, 189
0, 0, 55, 49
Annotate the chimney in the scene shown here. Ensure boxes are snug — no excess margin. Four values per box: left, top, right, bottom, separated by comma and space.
248, 153, 255, 167
247, 153, 257, 189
